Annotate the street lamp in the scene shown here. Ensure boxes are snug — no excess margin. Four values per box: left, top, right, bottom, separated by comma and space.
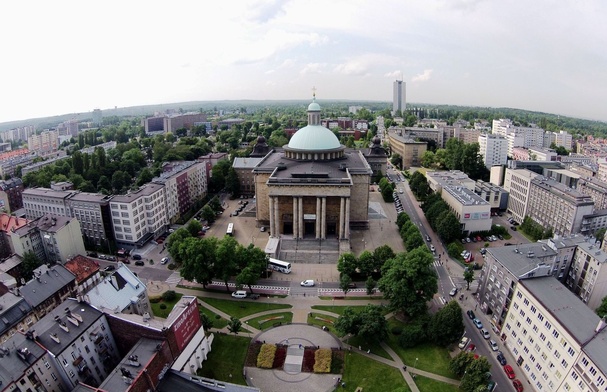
414, 357, 418, 369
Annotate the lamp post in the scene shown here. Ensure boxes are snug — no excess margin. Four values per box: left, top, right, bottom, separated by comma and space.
414, 357, 418, 369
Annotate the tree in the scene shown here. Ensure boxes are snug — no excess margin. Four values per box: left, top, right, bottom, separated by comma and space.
225, 167, 241, 196
378, 248, 438, 318
357, 250, 375, 277
449, 351, 476, 377
215, 236, 240, 292
167, 228, 193, 264
227, 317, 242, 334
236, 245, 268, 292
365, 276, 376, 295
178, 237, 217, 288
596, 296, 607, 318
373, 244, 395, 272
436, 211, 461, 243
464, 268, 475, 290
201, 205, 216, 224
460, 357, 491, 392
137, 168, 154, 186
21, 252, 43, 282
334, 305, 387, 342
186, 219, 202, 237
398, 323, 427, 348
337, 253, 357, 278
428, 300, 465, 346
340, 274, 353, 295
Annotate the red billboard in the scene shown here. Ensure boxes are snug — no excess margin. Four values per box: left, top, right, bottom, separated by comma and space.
172, 298, 202, 351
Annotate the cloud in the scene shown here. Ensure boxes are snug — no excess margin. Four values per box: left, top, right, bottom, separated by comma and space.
384, 70, 402, 78
412, 69, 433, 82
300, 63, 327, 75
334, 61, 369, 76
265, 69, 275, 74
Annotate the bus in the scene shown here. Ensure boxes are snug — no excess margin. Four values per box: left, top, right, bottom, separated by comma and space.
268, 258, 291, 274
226, 223, 234, 236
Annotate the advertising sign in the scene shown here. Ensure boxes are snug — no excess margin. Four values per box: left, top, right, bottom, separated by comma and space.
172, 299, 201, 351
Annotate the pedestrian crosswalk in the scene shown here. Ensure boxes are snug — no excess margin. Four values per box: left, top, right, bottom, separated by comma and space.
165, 272, 182, 285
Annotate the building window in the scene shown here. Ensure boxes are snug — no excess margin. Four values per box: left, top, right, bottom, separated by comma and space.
69, 370, 75, 378
51, 373, 57, 381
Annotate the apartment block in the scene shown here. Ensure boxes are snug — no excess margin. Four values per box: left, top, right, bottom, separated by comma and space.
478, 133, 508, 169
580, 210, 607, 237
28, 130, 59, 153
110, 183, 167, 249
504, 168, 541, 224
474, 180, 508, 211
527, 177, 594, 236
544, 130, 573, 150
493, 119, 545, 156
504, 277, 607, 392
64, 255, 102, 293
0, 148, 36, 178
0, 177, 24, 213
0, 291, 35, 344
564, 241, 607, 310
10, 215, 85, 264
577, 177, 607, 211
144, 115, 165, 133
387, 132, 427, 168
152, 161, 207, 223
164, 113, 207, 133
0, 126, 35, 143
19, 264, 77, 320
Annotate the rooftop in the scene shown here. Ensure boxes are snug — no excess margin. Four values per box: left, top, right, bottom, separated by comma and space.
487, 242, 557, 279
22, 187, 73, 199
64, 256, 100, 284
0, 213, 28, 233
0, 330, 48, 388
443, 186, 489, 206
19, 264, 76, 308
232, 157, 263, 169
31, 299, 103, 356
110, 183, 164, 203
152, 161, 203, 184
0, 292, 32, 336
531, 177, 594, 205
13, 214, 77, 236
158, 370, 260, 392
85, 264, 146, 313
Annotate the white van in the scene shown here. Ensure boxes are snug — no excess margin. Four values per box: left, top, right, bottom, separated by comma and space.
231, 290, 247, 299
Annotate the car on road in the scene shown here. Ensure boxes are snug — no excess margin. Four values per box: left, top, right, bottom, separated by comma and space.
458, 336, 470, 349
249, 293, 260, 300
426, 235, 431, 242
467, 310, 476, 319
487, 380, 496, 391
132, 254, 142, 260
87, 252, 98, 258
347, 282, 357, 289
161, 257, 170, 265
489, 339, 499, 351
481, 328, 490, 339
135, 260, 145, 266
231, 290, 247, 299
513, 379, 524, 392
473, 318, 483, 329
496, 351, 507, 365
300, 279, 315, 287
104, 265, 115, 272
466, 343, 476, 352
511, 226, 517, 231
449, 287, 458, 297
260, 226, 266, 232
504, 364, 516, 379
430, 245, 436, 253
202, 225, 210, 230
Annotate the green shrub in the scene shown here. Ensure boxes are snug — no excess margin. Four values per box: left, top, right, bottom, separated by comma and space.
159, 303, 167, 310
149, 296, 161, 303
167, 263, 177, 270
162, 290, 177, 302
391, 326, 403, 335
257, 344, 277, 369
313, 348, 332, 373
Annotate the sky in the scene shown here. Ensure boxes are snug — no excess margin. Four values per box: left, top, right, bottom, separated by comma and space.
1, 0, 606, 124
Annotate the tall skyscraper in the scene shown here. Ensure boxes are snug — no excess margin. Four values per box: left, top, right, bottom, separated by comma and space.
392, 80, 406, 115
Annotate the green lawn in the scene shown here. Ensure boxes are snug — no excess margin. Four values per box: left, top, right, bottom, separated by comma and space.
345, 335, 391, 360
197, 334, 251, 385
340, 352, 409, 392
413, 375, 459, 392
200, 297, 292, 319
385, 318, 457, 379
311, 305, 389, 316
245, 312, 293, 330
307, 312, 338, 332
199, 305, 228, 330
150, 293, 183, 318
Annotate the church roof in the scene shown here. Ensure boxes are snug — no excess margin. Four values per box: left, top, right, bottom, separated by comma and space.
287, 124, 341, 151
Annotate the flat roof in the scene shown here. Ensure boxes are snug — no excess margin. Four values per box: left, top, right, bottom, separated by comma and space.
19, 265, 75, 308
22, 187, 73, 199
111, 183, 164, 203
233, 157, 263, 169
488, 242, 557, 278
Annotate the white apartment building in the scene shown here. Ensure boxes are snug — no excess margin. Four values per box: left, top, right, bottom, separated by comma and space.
478, 133, 508, 168
28, 130, 59, 153
529, 147, 558, 162
492, 119, 545, 156
110, 183, 167, 249
504, 277, 607, 392
504, 168, 540, 223
577, 177, 607, 211
565, 241, 607, 310
544, 130, 573, 150
151, 161, 207, 223
527, 178, 594, 236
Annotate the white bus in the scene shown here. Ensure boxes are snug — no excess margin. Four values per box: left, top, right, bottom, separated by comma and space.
226, 223, 234, 236
268, 258, 291, 274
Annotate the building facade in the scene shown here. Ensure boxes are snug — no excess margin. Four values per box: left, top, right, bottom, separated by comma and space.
0, 178, 24, 213
387, 132, 427, 169
233, 157, 264, 197
504, 168, 541, 224
478, 133, 508, 168
27, 130, 59, 153
392, 80, 406, 115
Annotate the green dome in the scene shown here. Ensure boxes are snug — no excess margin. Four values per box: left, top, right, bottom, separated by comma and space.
287, 124, 341, 150
308, 101, 320, 111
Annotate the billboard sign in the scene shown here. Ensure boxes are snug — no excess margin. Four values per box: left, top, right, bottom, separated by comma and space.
172, 298, 201, 351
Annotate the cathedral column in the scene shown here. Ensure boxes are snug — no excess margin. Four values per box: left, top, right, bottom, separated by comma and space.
315, 197, 321, 239
339, 197, 345, 239
298, 197, 304, 239
345, 197, 351, 239
292, 197, 298, 239
273, 197, 280, 236
321, 197, 327, 239
269, 197, 275, 237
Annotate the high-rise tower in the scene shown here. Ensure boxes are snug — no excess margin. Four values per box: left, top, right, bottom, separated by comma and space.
392, 80, 406, 115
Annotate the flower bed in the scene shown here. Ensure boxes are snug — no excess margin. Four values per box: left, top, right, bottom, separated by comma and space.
302, 349, 316, 372
257, 343, 277, 369
314, 316, 334, 324
258, 315, 284, 325
272, 346, 287, 369
313, 348, 332, 373
245, 341, 263, 367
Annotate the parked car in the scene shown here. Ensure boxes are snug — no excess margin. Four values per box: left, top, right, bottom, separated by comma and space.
347, 282, 357, 289
487, 380, 496, 391
104, 265, 115, 272
513, 379, 524, 392
231, 290, 247, 299
430, 245, 436, 253
504, 364, 516, 379
249, 293, 260, 300
481, 328, 490, 339
489, 339, 499, 351
466, 344, 476, 352
135, 260, 145, 266
161, 257, 170, 265
496, 351, 507, 365
300, 279, 315, 287
458, 336, 470, 349
467, 310, 476, 319
426, 235, 431, 242
473, 318, 483, 329
132, 254, 142, 260
87, 252, 98, 258
449, 287, 458, 297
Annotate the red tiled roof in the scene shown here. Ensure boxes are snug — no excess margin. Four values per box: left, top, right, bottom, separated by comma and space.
0, 213, 28, 233
64, 255, 99, 283
0, 148, 30, 160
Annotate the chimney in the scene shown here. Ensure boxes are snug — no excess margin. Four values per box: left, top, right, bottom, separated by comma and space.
596, 318, 607, 333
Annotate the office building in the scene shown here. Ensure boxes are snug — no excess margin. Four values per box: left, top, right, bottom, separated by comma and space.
0, 177, 24, 213
392, 80, 406, 115
504, 168, 541, 224
387, 132, 427, 169
92, 108, 102, 126
233, 157, 264, 197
